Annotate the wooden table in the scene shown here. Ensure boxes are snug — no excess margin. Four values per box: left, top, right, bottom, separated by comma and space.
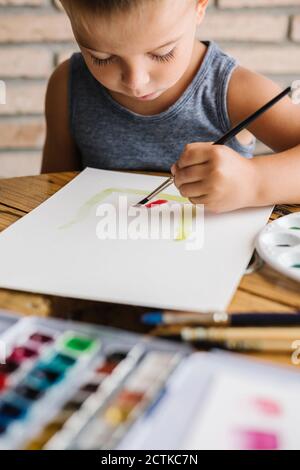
1, 171, 300, 366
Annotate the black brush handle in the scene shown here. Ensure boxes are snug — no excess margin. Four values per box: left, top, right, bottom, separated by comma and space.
214, 87, 291, 146
231, 312, 300, 326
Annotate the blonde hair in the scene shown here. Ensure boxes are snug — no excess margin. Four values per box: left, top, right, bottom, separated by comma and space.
61, 0, 159, 17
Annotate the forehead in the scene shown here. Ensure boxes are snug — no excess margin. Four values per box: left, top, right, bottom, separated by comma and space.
69, 0, 196, 53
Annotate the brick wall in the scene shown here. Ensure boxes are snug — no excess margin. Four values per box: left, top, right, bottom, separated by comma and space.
0, 0, 299, 178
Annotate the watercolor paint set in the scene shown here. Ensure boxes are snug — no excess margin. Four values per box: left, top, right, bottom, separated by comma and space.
0, 311, 190, 450
256, 212, 300, 282
1, 310, 300, 450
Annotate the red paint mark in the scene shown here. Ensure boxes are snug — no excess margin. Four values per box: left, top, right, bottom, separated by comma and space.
253, 398, 282, 416
8, 346, 38, 363
118, 390, 145, 405
0, 373, 6, 391
97, 362, 117, 375
236, 429, 279, 450
145, 199, 168, 209
29, 332, 54, 344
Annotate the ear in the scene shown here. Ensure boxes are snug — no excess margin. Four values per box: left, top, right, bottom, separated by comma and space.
195, 0, 209, 25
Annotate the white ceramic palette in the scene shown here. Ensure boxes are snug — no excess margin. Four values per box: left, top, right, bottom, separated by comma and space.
256, 213, 300, 282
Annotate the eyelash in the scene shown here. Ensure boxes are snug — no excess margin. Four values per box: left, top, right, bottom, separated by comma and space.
90, 48, 176, 67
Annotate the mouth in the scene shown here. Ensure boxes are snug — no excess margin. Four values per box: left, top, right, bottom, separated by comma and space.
137, 91, 158, 100
129, 90, 161, 101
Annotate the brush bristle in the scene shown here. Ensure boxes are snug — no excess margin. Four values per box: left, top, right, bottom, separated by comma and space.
134, 198, 149, 207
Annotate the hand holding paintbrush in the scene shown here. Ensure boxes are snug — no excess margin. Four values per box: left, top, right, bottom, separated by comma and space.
135, 81, 300, 209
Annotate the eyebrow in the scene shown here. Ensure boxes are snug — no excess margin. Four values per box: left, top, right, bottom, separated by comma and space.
78, 36, 182, 54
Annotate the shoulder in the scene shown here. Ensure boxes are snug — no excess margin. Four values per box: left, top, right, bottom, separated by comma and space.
227, 66, 300, 151
42, 58, 81, 173
45, 59, 72, 131
227, 65, 282, 126
44, 59, 72, 141
49, 58, 70, 81
46, 59, 70, 107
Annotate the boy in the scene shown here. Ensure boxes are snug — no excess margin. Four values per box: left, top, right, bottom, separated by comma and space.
42, 0, 300, 213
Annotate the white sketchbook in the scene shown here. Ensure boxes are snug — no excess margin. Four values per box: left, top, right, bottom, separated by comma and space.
0, 168, 273, 312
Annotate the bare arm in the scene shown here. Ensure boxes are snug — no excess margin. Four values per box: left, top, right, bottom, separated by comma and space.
228, 67, 300, 205
41, 59, 81, 174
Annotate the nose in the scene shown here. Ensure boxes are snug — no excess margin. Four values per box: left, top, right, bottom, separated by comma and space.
121, 62, 150, 95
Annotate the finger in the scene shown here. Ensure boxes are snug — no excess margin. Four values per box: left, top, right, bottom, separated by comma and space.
189, 195, 211, 205
177, 143, 213, 169
179, 179, 210, 199
170, 163, 177, 176
174, 163, 209, 188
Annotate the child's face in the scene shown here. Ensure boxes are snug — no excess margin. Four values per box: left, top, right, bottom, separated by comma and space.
62, 0, 207, 101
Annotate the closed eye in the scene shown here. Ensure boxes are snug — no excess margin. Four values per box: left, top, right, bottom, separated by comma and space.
151, 48, 176, 63
90, 47, 177, 67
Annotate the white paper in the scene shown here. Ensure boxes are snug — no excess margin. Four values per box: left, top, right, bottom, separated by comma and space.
0, 168, 273, 312
183, 370, 300, 450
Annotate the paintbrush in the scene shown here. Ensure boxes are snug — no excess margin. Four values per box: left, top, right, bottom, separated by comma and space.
134, 80, 300, 207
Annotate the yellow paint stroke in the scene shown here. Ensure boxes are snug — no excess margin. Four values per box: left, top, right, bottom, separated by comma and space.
175, 204, 197, 241
59, 187, 196, 241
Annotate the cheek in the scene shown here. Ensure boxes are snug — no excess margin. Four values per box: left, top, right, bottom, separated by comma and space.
81, 54, 116, 87
95, 70, 117, 88
159, 53, 192, 85
85, 63, 116, 87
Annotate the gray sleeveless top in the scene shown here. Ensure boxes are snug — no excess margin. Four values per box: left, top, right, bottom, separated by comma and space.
69, 41, 256, 172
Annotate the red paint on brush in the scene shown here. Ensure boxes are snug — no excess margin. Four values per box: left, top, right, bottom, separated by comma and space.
145, 199, 168, 208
